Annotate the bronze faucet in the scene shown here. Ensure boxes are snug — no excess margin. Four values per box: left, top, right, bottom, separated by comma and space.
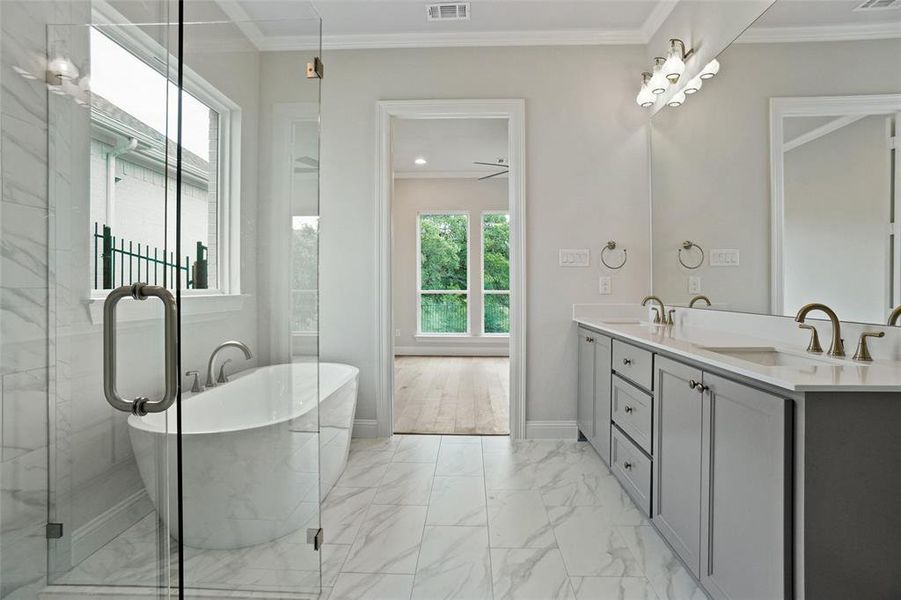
887, 306, 901, 326
641, 295, 666, 324
689, 295, 711, 308
795, 303, 844, 357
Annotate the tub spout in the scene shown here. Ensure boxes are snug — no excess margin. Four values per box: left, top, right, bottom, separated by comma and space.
206, 341, 253, 387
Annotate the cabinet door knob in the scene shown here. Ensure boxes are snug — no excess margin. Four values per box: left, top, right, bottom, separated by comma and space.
585, 336, 594, 343
622, 358, 632, 366
623, 461, 633, 470
624, 405, 634, 414
688, 379, 699, 389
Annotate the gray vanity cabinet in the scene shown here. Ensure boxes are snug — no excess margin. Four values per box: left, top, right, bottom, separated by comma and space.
577, 328, 596, 440
577, 327, 613, 465
700, 373, 788, 600
592, 335, 613, 464
653, 355, 704, 578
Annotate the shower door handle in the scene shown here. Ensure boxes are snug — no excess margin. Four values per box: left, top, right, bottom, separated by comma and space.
103, 283, 178, 416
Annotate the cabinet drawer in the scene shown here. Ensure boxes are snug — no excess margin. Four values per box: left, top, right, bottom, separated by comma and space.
611, 375, 653, 455
613, 340, 654, 391
611, 425, 652, 517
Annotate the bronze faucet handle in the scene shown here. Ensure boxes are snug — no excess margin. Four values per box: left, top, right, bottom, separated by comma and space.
853, 331, 885, 362
650, 307, 662, 324
798, 323, 823, 354
667, 309, 676, 325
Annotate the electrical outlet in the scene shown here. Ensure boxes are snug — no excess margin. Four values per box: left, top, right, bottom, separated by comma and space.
599, 276, 612, 295
559, 249, 591, 267
395, 329, 401, 337
688, 276, 701, 293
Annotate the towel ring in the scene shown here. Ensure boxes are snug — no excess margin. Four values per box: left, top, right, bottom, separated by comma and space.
600, 241, 627, 270
678, 240, 704, 270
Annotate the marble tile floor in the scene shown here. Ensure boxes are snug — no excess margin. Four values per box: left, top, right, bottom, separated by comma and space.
321, 435, 708, 600
39, 435, 708, 600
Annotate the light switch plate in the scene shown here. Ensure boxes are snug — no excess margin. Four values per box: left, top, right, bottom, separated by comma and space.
688, 276, 701, 293
710, 248, 740, 266
599, 276, 612, 295
559, 249, 590, 267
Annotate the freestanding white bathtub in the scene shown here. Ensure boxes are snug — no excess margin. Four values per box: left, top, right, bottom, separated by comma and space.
128, 362, 359, 550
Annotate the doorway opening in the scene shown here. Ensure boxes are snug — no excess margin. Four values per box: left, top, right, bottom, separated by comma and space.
375, 100, 526, 439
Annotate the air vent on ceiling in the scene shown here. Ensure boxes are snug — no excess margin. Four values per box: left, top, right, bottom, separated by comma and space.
427, 3, 470, 22
855, 0, 901, 10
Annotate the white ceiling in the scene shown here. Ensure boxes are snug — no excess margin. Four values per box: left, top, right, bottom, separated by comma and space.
214, 0, 679, 49
392, 118, 508, 177
209, 0, 901, 50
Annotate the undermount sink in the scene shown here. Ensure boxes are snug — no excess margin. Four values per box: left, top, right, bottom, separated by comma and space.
701, 346, 834, 368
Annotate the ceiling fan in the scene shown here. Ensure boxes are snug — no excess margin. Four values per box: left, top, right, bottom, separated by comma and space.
473, 158, 509, 181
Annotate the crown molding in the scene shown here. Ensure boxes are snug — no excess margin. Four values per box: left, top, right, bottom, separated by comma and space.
640, 0, 680, 41
394, 170, 508, 180
260, 28, 647, 51
212, 0, 268, 48
738, 21, 901, 44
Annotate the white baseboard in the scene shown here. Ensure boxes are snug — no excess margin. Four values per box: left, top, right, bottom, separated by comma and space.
525, 420, 579, 440
394, 346, 509, 357
71, 489, 153, 566
352, 419, 379, 438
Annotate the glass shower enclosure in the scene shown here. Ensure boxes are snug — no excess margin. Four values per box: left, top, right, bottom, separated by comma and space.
39, 3, 323, 597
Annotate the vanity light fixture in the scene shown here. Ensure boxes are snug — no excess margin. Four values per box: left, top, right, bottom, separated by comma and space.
635, 72, 655, 108
662, 39, 691, 83
700, 58, 720, 80
667, 90, 686, 108
683, 74, 703, 94
648, 57, 669, 95
414, 157, 428, 166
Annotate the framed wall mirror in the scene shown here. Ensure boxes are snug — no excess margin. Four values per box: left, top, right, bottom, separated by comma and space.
650, 0, 901, 326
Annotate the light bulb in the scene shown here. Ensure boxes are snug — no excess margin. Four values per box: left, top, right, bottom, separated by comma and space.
700, 58, 720, 80
667, 91, 686, 108
649, 57, 669, 95
683, 74, 703, 95
662, 39, 686, 83
635, 72, 655, 108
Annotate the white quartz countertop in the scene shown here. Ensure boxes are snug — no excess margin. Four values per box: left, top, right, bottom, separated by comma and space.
574, 315, 901, 393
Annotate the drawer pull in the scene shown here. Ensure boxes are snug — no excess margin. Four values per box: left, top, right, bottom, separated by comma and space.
585, 336, 594, 343
623, 461, 633, 470
624, 405, 634, 414
622, 358, 633, 366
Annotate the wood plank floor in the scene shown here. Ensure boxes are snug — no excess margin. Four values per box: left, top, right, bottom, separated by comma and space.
394, 356, 510, 435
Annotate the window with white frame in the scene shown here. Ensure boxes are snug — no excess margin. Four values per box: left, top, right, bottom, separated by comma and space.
482, 212, 510, 334
417, 213, 470, 334
87, 25, 238, 294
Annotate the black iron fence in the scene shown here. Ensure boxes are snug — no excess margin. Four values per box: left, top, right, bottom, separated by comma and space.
93, 222, 208, 290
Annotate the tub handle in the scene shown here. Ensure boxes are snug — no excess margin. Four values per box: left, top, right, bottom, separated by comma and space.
103, 283, 178, 416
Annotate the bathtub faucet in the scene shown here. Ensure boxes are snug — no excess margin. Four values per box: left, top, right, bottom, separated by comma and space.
206, 341, 253, 387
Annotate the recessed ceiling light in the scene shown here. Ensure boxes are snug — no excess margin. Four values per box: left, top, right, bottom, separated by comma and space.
414, 157, 428, 166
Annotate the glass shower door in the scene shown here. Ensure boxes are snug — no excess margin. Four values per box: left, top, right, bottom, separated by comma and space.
176, 11, 324, 598
46, 17, 181, 595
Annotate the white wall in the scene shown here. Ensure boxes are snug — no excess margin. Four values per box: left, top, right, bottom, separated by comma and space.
257, 44, 653, 428
783, 115, 891, 323
392, 177, 509, 354
651, 38, 901, 313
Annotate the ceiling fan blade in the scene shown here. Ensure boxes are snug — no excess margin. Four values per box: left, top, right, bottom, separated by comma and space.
478, 170, 509, 181
473, 161, 506, 167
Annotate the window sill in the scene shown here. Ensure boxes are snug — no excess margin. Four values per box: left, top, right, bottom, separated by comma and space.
414, 334, 509, 342
87, 293, 247, 326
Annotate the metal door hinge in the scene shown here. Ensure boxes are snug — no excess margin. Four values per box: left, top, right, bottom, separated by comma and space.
306, 57, 323, 80
307, 527, 323, 551
46, 523, 64, 539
